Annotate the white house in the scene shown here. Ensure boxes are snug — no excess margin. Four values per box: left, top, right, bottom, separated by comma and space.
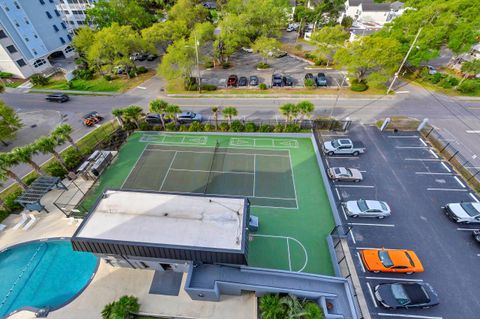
344, 0, 404, 28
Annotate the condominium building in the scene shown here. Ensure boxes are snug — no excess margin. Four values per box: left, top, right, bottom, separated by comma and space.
0, 0, 75, 78
56, 0, 96, 30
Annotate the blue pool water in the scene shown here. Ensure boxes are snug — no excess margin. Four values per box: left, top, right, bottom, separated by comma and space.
0, 239, 98, 318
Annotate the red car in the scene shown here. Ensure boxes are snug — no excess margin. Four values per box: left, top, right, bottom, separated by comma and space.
227, 75, 238, 87
82, 112, 103, 127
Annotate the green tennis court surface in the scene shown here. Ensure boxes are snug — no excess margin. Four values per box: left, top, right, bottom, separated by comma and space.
80, 132, 335, 275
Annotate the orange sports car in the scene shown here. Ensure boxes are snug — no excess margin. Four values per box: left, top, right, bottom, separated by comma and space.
360, 248, 424, 274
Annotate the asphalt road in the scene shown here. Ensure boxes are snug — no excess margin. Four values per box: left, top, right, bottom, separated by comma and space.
1, 76, 480, 189
324, 125, 480, 319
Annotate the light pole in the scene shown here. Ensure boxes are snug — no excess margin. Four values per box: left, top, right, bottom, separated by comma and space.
193, 33, 201, 94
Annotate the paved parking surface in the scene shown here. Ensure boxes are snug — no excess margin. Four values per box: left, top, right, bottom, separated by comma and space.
200, 51, 347, 88
323, 125, 480, 319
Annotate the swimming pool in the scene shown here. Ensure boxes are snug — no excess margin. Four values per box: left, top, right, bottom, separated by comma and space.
0, 239, 98, 318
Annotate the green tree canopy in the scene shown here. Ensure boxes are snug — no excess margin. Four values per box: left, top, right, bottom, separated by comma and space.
252, 36, 281, 63
159, 38, 196, 80
0, 100, 23, 146
310, 25, 349, 66
142, 20, 189, 54
461, 59, 480, 76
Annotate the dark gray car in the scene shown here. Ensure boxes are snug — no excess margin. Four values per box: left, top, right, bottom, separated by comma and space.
316, 72, 327, 87
375, 283, 439, 309
249, 75, 259, 86
272, 74, 283, 87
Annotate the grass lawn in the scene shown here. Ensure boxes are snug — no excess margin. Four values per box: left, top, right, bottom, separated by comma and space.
34, 71, 155, 93
404, 75, 480, 97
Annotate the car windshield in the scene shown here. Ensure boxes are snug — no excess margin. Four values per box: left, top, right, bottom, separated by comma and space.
391, 284, 411, 306
357, 199, 368, 212
331, 140, 340, 148
460, 203, 480, 217
378, 250, 394, 268
380, 202, 388, 211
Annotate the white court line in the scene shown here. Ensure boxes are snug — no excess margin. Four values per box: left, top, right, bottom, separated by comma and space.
253, 234, 308, 272
120, 144, 149, 188
441, 162, 452, 172
348, 223, 395, 227
429, 149, 439, 159
365, 282, 378, 308
159, 151, 178, 191
288, 150, 299, 209
419, 138, 427, 146
253, 154, 256, 197
286, 238, 292, 271
454, 176, 466, 188
335, 185, 375, 188
169, 168, 254, 175
335, 188, 341, 200
349, 229, 356, 244
147, 149, 290, 158
365, 276, 423, 282
340, 205, 348, 220
415, 172, 453, 175
427, 188, 468, 192
356, 252, 366, 273
404, 158, 443, 161
470, 193, 480, 202
395, 146, 429, 149
377, 313, 442, 319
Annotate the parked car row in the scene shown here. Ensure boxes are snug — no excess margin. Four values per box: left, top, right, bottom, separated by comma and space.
305, 72, 328, 87
271, 73, 294, 87
146, 112, 203, 125
130, 52, 158, 61
227, 75, 259, 87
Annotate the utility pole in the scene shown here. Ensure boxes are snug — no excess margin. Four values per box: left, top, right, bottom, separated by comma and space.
387, 27, 422, 94
194, 33, 201, 94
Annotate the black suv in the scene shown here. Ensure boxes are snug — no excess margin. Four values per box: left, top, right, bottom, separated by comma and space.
283, 75, 294, 87
238, 76, 248, 87
46, 93, 69, 103
271, 74, 283, 87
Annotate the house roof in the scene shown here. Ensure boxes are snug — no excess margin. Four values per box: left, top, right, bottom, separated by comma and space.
348, 0, 403, 12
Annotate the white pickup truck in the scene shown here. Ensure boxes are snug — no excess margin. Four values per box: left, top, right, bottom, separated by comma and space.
322, 138, 366, 156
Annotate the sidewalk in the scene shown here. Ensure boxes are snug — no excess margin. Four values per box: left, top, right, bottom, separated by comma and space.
167, 93, 395, 100
27, 88, 120, 96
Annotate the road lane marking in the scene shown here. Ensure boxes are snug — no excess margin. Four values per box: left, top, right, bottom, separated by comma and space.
441, 162, 451, 172
365, 276, 423, 282
466, 130, 480, 133
419, 138, 427, 146
405, 158, 443, 161
335, 185, 375, 188
356, 252, 365, 273
426, 188, 467, 192
335, 188, 341, 200
395, 90, 410, 94
137, 86, 147, 89
470, 193, 480, 202
454, 176, 466, 188
415, 172, 453, 175
366, 282, 378, 308
349, 229, 356, 244
340, 205, 348, 220
377, 313, 443, 319
429, 149, 439, 158
348, 223, 395, 227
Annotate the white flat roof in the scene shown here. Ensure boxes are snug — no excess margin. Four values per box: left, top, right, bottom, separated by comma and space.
76, 190, 246, 251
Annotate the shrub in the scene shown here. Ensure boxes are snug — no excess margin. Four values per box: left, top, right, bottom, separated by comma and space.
45, 161, 68, 178
0, 210, 9, 222
63, 148, 83, 170
138, 122, 153, 131
3, 189, 23, 212
304, 53, 314, 60
204, 60, 214, 69
304, 78, 316, 88
256, 62, 270, 69
184, 77, 198, 90
189, 121, 204, 132
123, 121, 137, 131
103, 74, 113, 81
430, 72, 444, 84
204, 123, 215, 132
273, 124, 284, 132
137, 66, 148, 74
304, 302, 325, 319
30, 73, 49, 86
165, 122, 177, 131
230, 120, 245, 132
128, 70, 137, 78
222, 62, 230, 69
24, 175, 38, 186
259, 124, 273, 132
295, 44, 303, 51
284, 123, 301, 132
0, 71, 13, 79
314, 58, 327, 66
350, 79, 368, 92
439, 76, 459, 89
457, 79, 480, 93
179, 124, 189, 132
259, 83, 267, 90
101, 295, 140, 319
201, 84, 217, 91
73, 68, 94, 80
219, 122, 229, 132
245, 122, 257, 132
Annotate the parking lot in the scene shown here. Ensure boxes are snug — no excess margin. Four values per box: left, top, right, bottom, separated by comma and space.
323, 125, 480, 319
201, 51, 347, 88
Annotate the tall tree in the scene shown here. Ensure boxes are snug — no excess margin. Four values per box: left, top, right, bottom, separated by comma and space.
72, 27, 96, 68
122, 105, 144, 128
11, 145, 45, 176
0, 152, 28, 190
35, 136, 68, 172
159, 38, 196, 80
149, 99, 169, 129
211, 106, 221, 130
52, 124, 79, 152
0, 101, 23, 146
252, 36, 281, 65
168, 0, 210, 29
297, 101, 315, 125
165, 104, 181, 123
279, 103, 299, 127
112, 108, 125, 128
222, 107, 238, 125
459, 59, 480, 85
310, 25, 349, 66
142, 20, 189, 54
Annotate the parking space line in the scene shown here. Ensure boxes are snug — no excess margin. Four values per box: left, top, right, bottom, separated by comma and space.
456, 228, 477, 231
419, 138, 427, 146
453, 176, 466, 188
365, 276, 423, 282
349, 229, 356, 244
405, 158, 443, 161
335, 188, 341, 200
348, 222, 395, 227
427, 188, 468, 192
377, 313, 443, 319
335, 185, 375, 188
441, 162, 452, 172
356, 252, 366, 273
387, 135, 418, 138
326, 156, 358, 159
395, 146, 429, 149
365, 282, 378, 308
470, 193, 479, 202
429, 149, 439, 158
415, 172, 453, 175
355, 247, 394, 250
340, 205, 347, 220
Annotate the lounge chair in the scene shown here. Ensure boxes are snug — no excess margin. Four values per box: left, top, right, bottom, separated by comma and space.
13, 212, 28, 230
23, 214, 38, 230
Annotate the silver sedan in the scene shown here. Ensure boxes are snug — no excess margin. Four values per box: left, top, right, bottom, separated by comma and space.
327, 167, 363, 182
344, 199, 391, 218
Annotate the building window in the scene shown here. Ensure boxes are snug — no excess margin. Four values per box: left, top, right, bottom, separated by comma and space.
33, 59, 47, 68
46, 11, 52, 19
34, 34, 38, 39
60, 37, 65, 44
49, 0, 54, 3
25, 37, 29, 42
67, 34, 72, 41
14, 22, 19, 27
0, 30, 7, 39
24, 18, 29, 24
65, 45, 75, 53
33, 49, 37, 55
61, 22, 67, 29
4, 6, 9, 12
6, 45, 17, 53
16, 59, 26, 67
13, 2, 20, 9
54, 9, 60, 17
53, 25, 59, 32
39, 0, 45, 4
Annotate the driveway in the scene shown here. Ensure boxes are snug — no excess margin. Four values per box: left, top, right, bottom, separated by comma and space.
323, 125, 480, 319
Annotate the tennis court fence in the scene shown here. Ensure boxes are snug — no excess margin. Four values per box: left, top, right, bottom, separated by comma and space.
199, 118, 351, 131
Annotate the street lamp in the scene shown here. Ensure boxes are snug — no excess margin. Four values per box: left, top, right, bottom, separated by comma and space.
185, 33, 201, 93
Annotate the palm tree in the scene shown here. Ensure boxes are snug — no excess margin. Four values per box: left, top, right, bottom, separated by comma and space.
112, 108, 125, 128
279, 103, 299, 127
0, 152, 28, 190
122, 105, 144, 128
11, 145, 45, 175
52, 124, 79, 152
222, 106, 238, 126
35, 136, 68, 171
165, 104, 181, 123
211, 106, 221, 130
303, 302, 325, 319
297, 100, 315, 126
280, 294, 307, 319
0, 101, 23, 146
259, 294, 286, 319
149, 99, 169, 129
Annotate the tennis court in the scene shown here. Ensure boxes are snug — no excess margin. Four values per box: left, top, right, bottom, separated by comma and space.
80, 132, 336, 275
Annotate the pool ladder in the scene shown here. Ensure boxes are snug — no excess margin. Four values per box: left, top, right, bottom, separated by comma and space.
0, 243, 47, 310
